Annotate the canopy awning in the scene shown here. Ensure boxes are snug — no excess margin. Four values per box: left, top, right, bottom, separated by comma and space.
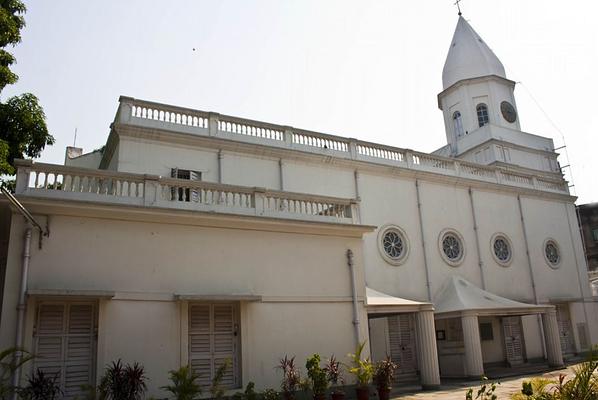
366, 287, 434, 314
434, 276, 553, 319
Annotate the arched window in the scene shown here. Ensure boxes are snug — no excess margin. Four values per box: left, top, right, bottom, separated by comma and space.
453, 111, 464, 137
476, 103, 489, 127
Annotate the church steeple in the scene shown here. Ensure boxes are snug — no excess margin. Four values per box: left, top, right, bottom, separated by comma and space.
442, 16, 506, 90
435, 17, 560, 176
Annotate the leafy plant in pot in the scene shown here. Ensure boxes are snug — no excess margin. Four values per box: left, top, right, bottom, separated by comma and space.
346, 342, 374, 400
306, 354, 328, 400
324, 355, 345, 400
278, 355, 301, 400
373, 357, 398, 400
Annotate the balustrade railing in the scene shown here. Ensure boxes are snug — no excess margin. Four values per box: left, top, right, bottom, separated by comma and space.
116, 97, 570, 195
14, 161, 358, 224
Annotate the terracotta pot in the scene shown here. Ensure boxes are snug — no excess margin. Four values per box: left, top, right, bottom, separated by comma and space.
331, 392, 345, 400
355, 386, 369, 400
377, 387, 390, 400
283, 392, 295, 400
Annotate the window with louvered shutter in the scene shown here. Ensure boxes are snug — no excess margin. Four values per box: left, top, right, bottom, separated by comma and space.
189, 303, 239, 389
171, 168, 202, 202
34, 302, 97, 400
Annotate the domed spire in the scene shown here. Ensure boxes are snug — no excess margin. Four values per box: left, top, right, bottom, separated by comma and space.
442, 16, 506, 90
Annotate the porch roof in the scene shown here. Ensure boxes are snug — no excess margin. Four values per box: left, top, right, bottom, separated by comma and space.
433, 276, 553, 318
365, 287, 434, 314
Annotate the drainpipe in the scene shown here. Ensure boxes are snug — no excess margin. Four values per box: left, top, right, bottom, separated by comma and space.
12, 226, 32, 391
468, 188, 486, 290
415, 180, 432, 301
517, 195, 547, 358
347, 249, 360, 346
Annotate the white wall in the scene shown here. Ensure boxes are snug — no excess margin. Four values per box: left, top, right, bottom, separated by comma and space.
1, 214, 369, 396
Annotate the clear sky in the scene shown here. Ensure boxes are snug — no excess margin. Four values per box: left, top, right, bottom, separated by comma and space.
4, 0, 597, 203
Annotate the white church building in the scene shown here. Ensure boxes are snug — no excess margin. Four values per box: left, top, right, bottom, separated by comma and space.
1, 15, 596, 399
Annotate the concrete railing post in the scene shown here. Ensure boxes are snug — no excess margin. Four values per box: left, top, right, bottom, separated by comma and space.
143, 175, 161, 207
253, 188, 266, 216
14, 160, 33, 194
209, 113, 220, 136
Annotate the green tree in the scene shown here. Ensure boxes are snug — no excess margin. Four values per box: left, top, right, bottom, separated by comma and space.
0, 0, 54, 181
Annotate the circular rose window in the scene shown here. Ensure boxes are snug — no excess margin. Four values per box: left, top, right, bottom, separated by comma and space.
439, 229, 465, 266
544, 239, 560, 268
378, 225, 409, 265
491, 234, 512, 266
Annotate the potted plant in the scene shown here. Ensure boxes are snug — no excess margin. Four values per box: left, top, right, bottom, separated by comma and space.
278, 355, 301, 400
160, 365, 202, 400
373, 357, 398, 400
324, 355, 345, 400
98, 359, 147, 400
346, 342, 374, 400
306, 354, 328, 400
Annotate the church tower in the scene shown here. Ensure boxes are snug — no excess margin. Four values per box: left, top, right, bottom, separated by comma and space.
436, 16, 561, 175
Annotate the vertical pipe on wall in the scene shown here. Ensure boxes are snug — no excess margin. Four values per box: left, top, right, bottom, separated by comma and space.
468, 188, 486, 290
346, 249, 360, 346
12, 226, 32, 392
517, 195, 546, 357
415, 180, 432, 301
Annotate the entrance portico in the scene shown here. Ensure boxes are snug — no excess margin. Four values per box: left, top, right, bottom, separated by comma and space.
366, 288, 441, 390
434, 277, 563, 378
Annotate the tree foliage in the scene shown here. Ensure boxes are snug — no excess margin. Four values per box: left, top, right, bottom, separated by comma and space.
0, 0, 53, 179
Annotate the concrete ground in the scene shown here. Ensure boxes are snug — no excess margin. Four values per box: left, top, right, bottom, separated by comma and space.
393, 363, 579, 399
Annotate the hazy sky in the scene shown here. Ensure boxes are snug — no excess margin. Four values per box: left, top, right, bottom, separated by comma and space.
4, 1, 597, 203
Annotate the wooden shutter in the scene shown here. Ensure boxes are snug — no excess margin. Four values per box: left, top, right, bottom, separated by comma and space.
190, 170, 201, 202
189, 303, 239, 389
34, 302, 97, 400
556, 305, 575, 355
387, 314, 417, 380
502, 316, 524, 366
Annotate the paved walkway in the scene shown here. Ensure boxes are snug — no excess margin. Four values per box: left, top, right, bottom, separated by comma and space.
393, 364, 578, 399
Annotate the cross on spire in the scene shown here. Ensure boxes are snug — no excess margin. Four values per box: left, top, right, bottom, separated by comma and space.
454, 0, 462, 16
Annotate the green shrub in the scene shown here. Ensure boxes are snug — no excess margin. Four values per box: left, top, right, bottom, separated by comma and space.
98, 359, 147, 400
161, 365, 202, 400
346, 342, 374, 389
305, 355, 328, 397
465, 376, 499, 400
17, 369, 61, 400
210, 359, 231, 400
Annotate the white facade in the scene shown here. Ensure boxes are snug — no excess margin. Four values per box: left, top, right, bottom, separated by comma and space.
1, 16, 596, 398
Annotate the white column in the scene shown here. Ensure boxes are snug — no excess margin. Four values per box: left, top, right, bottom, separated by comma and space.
461, 313, 484, 377
542, 310, 564, 367
415, 310, 441, 389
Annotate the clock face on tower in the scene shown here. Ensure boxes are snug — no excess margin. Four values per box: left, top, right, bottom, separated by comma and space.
500, 101, 517, 123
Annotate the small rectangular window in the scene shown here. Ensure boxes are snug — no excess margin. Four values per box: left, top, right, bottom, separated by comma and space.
171, 168, 202, 202
592, 228, 598, 242
479, 322, 494, 341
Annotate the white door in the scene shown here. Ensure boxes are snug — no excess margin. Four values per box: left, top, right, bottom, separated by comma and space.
388, 314, 417, 379
189, 303, 240, 389
33, 301, 97, 400
502, 316, 524, 366
556, 305, 575, 355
